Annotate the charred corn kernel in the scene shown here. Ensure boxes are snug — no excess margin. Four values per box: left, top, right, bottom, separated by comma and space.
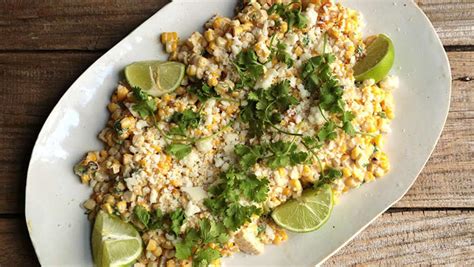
180, 259, 192, 267
204, 29, 216, 42
116, 86, 129, 101
146, 239, 157, 251
294, 46, 303, 57
365, 172, 375, 182
86, 152, 98, 163
187, 65, 197, 76
107, 103, 120, 113
352, 167, 364, 181
197, 57, 208, 68
83, 199, 96, 210
344, 178, 359, 188
166, 41, 178, 53
102, 203, 113, 214
166, 259, 176, 267
213, 17, 227, 30
342, 167, 352, 178
279, 21, 288, 33
81, 174, 91, 184
232, 25, 243, 36
351, 146, 362, 160
152, 246, 162, 257
161, 32, 178, 43
207, 41, 217, 52
208, 77, 218, 87
116, 201, 127, 213
104, 194, 115, 205
120, 116, 135, 129
282, 187, 291, 196
373, 134, 384, 148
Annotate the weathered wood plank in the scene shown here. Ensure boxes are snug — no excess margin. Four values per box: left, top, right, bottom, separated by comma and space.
1, 211, 472, 266
0, 0, 169, 51
0, 51, 472, 214
0, 0, 471, 51
324, 210, 474, 265
417, 0, 474, 46
0, 218, 40, 266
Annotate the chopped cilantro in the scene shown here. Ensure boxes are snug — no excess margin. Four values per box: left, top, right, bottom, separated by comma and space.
165, 143, 192, 160
169, 109, 201, 137
170, 208, 186, 236
133, 205, 150, 228
315, 168, 342, 188
233, 49, 265, 89
193, 247, 221, 267
189, 81, 219, 102
317, 121, 337, 142
131, 87, 157, 119
268, 1, 308, 31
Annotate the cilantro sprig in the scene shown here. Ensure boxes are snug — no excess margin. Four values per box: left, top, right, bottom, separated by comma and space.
131, 87, 157, 119
268, 1, 308, 31
233, 49, 265, 89
168, 109, 201, 137
240, 80, 300, 137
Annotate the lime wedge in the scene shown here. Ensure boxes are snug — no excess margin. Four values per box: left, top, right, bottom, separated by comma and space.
125, 61, 185, 97
354, 34, 394, 83
271, 184, 333, 233
92, 211, 142, 267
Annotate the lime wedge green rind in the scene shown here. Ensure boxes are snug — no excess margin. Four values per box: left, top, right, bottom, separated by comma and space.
125, 61, 185, 97
271, 184, 334, 233
354, 34, 395, 83
92, 211, 143, 267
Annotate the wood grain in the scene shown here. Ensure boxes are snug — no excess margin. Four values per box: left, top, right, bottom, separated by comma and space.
1, 211, 472, 266
0, 0, 472, 51
324, 210, 474, 266
0, 218, 39, 266
417, 0, 474, 46
0, 51, 472, 213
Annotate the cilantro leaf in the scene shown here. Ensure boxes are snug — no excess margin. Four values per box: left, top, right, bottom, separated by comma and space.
234, 144, 265, 169
199, 219, 229, 244
317, 121, 337, 142
234, 49, 264, 89
131, 87, 157, 119
315, 168, 342, 188
165, 143, 192, 160
275, 43, 294, 67
170, 208, 186, 236
240, 80, 297, 137
194, 248, 221, 267
175, 228, 200, 260
266, 141, 308, 169
342, 111, 356, 136
133, 205, 150, 228
189, 81, 219, 102
169, 109, 201, 137
149, 209, 165, 230
268, 1, 308, 31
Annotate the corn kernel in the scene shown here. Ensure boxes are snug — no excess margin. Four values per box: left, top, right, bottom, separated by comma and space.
107, 103, 120, 113
204, 29, 216, 42
365, 172, 375, 182
116, 86, 129, 101
116, 201, 127, 213
294, 46, 303, 57
279, 21, 288, 33
102, 203, 113, 214
278, 168, 287, 177
208, 77, 218, 87
161, 32, 178, 43
81, 174, 91, 184
282, 187, 291, 196
186, 65, 197, 76
352, 167, 364, 181
385, 108, 394, 119
83, 199, 96, 210
147, 239, 157, 251
166, 259, 176, 267
373, 134, 384, 148
351, 147, 362, 160
342, 167, 352, 178
152, 246, 163, 257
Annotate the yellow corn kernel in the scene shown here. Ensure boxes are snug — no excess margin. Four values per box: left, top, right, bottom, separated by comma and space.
86, 152, 98, 163
207, 41, 217, 52
374, 167, 386, 177
242, 22, 253, 31
273, 234, 283, 245
351, 146, 362, 160
208, 77, 218, 87
352, 167, 364, 181
166, 259, 176, 267
344, 178, 359, 188
379, 160, 390, 171
152, 145, 162, 153
204, 29, 216, 42
289, 179, 302, 192
365, 117, 377, 133
342, 167, 352, 178
161, 32, 178, 44
102, 203, 113, 214
367, 163, 376, 172
279, 21, 288, 33
146, 239, 157, 251
294, 46, 303, 57
104, 194, 115, 205
232, 26, 243, 36
385, 108, 394, 119
116, 201, 127, 213
280, 229, 288, 241
152, 246, 162, 257
166, 41, 178, 53
116, 86, 129, 101
365, 172, 375, 182
107, 102, 119, 113
282, 187, 291, 196
212, 17, 227, 30
372, 134, 384, 148
81, 174, 90, 184
211, 259, 221, 267
120, 116, 135, 130
278, 168, 287, 177
186, 65, 197, 76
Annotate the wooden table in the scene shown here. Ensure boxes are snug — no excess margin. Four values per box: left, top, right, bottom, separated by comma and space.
0, 1, 472, 265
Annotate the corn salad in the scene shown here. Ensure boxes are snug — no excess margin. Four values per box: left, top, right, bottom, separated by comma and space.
75, 0, 397, 266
